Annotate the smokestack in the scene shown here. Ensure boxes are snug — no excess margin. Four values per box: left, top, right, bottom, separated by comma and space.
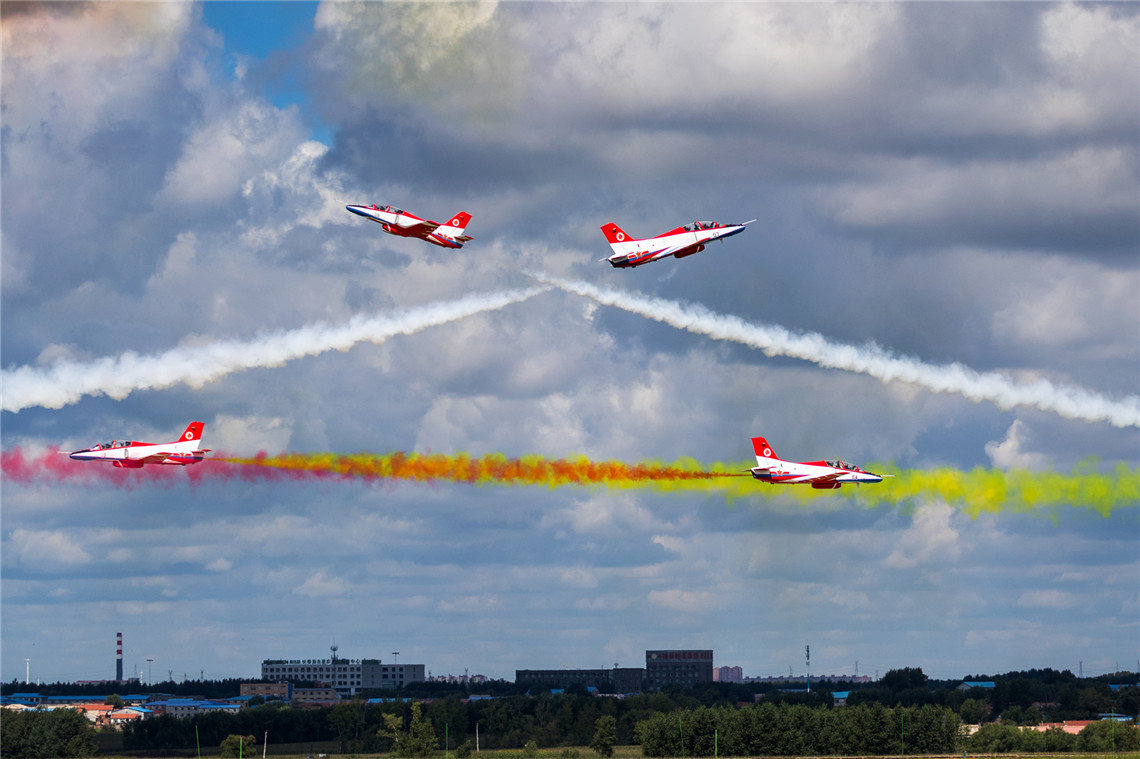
116, 632, 123, 681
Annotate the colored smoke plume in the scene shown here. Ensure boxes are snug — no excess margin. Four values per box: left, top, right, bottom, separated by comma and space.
218, 451, 739, 489
1, 286, 549, 413
536, 275, 1140, 429
3, 447, 1135, 518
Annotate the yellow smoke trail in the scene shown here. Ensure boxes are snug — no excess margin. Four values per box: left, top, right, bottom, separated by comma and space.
218, 451, 1138, 517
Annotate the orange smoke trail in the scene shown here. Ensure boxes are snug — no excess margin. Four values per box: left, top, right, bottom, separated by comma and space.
220, 451, 746, 489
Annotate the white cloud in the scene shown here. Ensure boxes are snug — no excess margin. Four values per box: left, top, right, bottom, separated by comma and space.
985, 420, 1049, 471
8, 529, 92, 566
294, 572, 348, 598
884, 504, 962, 569
647, 588, 722, 615
2, 0, 1137, 685
1017, 589, 1081, 610
159, 100, 306, 207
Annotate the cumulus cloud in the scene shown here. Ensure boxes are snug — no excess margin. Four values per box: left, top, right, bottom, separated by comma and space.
8, 528, 92, 567
985, 420, 1049, 471
3, 1, 1137, 683
159, 100, 307, 207
884, 504, 961, 569
294, 572, 348, 598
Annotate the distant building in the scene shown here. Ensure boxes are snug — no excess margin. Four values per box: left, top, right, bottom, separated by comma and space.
292, 687, 339, 705
746, 674, 871, 685
260, 651, 425, 697
147, 699, 240, 718
241, 682, 292, 700
645, 650, 713, 690
714, 666, 743, 683
957, 681, 996, 691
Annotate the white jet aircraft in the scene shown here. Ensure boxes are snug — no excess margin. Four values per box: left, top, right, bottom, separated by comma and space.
749, 436, 888, 489
68, 422, 210, 469
600, 218, 754, 268
346, 203, 473, 249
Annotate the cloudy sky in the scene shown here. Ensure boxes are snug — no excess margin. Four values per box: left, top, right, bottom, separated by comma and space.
2, 2, 1137, 686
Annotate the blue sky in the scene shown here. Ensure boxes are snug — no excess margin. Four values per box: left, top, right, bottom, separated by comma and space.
202, 2, 318, 62
1, 2, 1137, 687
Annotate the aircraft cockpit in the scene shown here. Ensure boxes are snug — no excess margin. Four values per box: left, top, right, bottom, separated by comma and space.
826, 460, 858, 471
683, 221, 720, 231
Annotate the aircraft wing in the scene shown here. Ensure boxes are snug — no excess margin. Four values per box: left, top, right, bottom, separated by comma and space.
407, 219, 440, 233
137, 452, 178, 464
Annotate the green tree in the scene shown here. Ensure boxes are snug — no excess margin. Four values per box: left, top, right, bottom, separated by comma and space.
379, 711, 406, 753
407, 701, 441, 758
524, 739, 539, 758
220, 733, 257, 758
881, 667, 929, 692
957, 697, 988, 724
2, 708, 98, 759
381, 701, 440, 758
104, 694, 124, 709
1077, 720, 1140, 752
967, 722, 1025, 753
328, 701, 366, 753
589, 714, 617, 757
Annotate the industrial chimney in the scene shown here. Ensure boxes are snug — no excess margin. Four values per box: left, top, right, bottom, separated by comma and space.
116, 632, 123, 681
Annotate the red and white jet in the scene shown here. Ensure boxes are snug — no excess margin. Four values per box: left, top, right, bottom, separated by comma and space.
68, 422, 210, 469
346, 203, 473, 249
749, 436, 887, 489
600, 218, 754, 268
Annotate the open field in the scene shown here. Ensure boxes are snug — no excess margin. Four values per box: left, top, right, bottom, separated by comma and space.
91, 749, 1140, 759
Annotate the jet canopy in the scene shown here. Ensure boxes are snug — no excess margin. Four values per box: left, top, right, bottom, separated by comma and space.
371, 204, 403, 214
682, 221, 722, 231
825, 460, 859, 471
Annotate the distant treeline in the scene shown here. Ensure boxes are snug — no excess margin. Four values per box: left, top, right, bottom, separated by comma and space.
638, 703, 962, 756
4, 667, 1138, 756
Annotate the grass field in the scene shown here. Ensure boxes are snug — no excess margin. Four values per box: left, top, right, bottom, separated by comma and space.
89, 747, 1140, 759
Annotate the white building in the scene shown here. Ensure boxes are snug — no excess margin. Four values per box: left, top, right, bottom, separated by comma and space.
260, 652, 425, 697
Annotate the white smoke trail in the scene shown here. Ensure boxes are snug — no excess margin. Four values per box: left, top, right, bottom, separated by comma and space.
2, 287, 550, 413
537, 275, 1140, 429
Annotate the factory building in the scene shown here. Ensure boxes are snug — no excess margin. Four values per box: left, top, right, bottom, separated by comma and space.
260, 647, 424, 697
645, 650, 713, 690
516, 651, 715, 693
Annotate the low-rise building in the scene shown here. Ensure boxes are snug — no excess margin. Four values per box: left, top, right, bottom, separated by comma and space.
241, 682, 293, 700
293, 687, 339, 705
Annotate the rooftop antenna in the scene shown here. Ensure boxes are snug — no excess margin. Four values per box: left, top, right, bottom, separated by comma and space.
392, 651, 399, 664
331, 643, 339, 662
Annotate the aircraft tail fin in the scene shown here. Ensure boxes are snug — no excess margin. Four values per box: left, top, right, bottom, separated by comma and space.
441, 212, 472, 236
179, 422, 206, 450
752, 436, 780, 463
600, 223, 634, 251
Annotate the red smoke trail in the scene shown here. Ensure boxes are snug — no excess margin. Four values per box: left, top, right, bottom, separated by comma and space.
220, 451, 739, 488
0, 447, 224, 488
0, 448, 740, 490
